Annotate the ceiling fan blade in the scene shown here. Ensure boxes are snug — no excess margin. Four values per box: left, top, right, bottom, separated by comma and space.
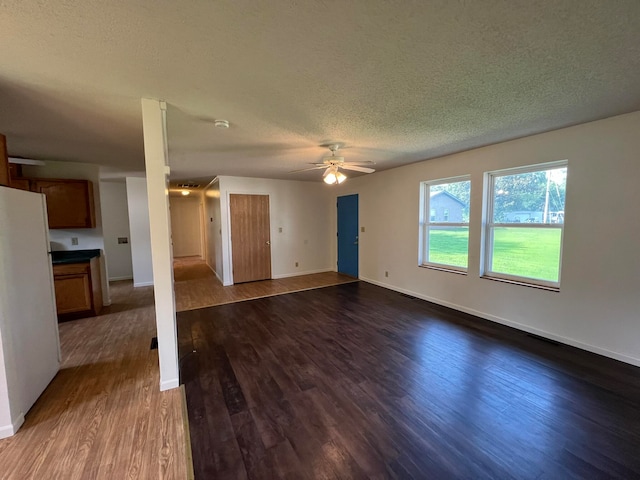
342, 160, 376, 165
340, 165, 376, 174
323, 167, 333, 177
289, 165, 328, 173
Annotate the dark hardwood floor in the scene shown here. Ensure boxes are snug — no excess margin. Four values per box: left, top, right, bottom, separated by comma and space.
177, 282, 640, 479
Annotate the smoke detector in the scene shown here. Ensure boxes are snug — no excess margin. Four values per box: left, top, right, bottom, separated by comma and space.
214, 119, 230, 128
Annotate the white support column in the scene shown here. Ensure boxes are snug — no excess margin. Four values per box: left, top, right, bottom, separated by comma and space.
140, 98, 179, 391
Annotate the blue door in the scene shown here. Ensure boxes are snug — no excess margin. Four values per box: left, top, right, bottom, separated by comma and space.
337, 194, 359, 278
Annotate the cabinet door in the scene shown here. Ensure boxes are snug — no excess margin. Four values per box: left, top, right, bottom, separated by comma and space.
32, 180, 96, 228
53, 274, 92, 314
0, 134, 9, 187
10, 178, 31, 191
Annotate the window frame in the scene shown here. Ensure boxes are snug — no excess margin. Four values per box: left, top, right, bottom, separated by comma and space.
419, 175, 471, 273
481, 160, 567, 290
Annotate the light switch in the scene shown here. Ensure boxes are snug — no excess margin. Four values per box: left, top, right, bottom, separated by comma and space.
361, 226, 365, 233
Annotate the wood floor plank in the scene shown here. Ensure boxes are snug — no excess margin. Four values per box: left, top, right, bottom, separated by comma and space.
179, 281, 640, 479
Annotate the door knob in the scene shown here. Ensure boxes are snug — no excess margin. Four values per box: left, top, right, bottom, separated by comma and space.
266, 240, 271, 245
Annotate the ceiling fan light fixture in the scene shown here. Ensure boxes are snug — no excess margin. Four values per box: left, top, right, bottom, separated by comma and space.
323, 169, 347, 185
324, 172, 337, 184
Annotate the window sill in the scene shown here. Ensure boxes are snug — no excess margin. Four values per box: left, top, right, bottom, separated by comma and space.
481, 275, 560, 292
419, 264, 467, 275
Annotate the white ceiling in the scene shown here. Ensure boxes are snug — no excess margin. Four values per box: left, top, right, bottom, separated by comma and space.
1, 1, 639, 183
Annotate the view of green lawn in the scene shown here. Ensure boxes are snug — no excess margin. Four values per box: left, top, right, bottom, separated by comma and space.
428, 227, 562, 281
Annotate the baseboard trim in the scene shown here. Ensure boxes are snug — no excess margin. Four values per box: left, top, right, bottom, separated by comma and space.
0, 413, 24, 439
109, 275, 133, 281
133, 281, 154, 288
160, 378, 180, 392
360, 276, 640, 368
271, 268, 334, 280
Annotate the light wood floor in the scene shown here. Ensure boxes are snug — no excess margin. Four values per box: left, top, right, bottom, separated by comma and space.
0, 281, 190, 480
173, 256, 357, 312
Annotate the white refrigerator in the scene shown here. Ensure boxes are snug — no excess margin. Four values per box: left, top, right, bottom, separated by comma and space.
0, 186, 61, 439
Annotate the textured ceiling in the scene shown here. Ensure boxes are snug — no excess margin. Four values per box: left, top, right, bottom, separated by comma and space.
1, 1, 639, 183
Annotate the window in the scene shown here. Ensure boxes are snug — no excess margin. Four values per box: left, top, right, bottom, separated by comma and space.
483, 161, 567, 288
419, 177, 471, 271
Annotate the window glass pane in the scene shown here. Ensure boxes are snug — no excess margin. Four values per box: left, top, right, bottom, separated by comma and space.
493, 167, 566, 224
430, 181, 470, 223
428, 226, 469, 268
491, 227, 562, 282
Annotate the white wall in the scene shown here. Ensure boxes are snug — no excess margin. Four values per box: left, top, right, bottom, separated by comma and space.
334, 111, 640, 366
22, 160, 111, 304
125, 177, 153, 287
169, 195, 203, 258
204, 179, 224, 283
209, 176, 334, 285
99, 181, 133, 281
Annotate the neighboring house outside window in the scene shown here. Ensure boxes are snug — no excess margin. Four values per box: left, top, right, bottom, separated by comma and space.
483, 161, 567, 289
419, 177, 471, 271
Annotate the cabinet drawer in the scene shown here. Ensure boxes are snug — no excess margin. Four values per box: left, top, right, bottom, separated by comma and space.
53, 262, 90, 276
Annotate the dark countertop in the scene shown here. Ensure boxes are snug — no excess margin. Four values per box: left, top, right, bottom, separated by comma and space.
51, 249, 101, 265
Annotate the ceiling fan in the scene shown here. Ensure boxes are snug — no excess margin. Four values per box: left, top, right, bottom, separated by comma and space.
289, 145, 376, 184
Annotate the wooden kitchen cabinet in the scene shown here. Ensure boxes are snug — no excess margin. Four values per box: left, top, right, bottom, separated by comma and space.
9, 178, 30, 191
31, 179, 96, 229
52, 257, 102, 319
0, 134, 9, 187
8, 164, 30, 190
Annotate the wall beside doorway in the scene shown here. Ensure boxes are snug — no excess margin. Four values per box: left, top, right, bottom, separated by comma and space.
125, 177, 153, 287
205, 176, 334, 285
100, 180, 133, 281
204, 179, 224, 283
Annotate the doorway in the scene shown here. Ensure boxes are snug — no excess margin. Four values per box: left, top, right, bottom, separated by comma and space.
169, 195, 203, 258
229, 194, 272, 283
337, 194, 358, 278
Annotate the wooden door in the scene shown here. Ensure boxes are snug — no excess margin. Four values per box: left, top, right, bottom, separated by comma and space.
229, 194, 271, 283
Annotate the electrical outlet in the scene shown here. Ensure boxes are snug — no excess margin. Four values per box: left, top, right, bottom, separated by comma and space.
279, 227, 283, 233
361, 226, 365, 232
71, 237, 79, 246
385, 271, 389, 277
295, 262, 299, 267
